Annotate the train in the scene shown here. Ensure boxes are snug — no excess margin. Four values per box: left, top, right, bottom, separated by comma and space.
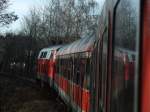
37, 0, 150, 112
37, 45, 61, 87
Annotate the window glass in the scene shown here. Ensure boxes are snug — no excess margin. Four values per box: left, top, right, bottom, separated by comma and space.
50, 51, 54, 59
40, 52, 43, 58
111, 0, 138, 112
84, 57, 90, 90
44, 52, 47, 58
76, 66, 80, 85
47, 51, 51, 59
40, 52, 47, 58
80, 58, 85, 87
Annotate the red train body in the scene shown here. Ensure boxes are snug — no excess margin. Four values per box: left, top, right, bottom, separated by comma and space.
36, 0, 150, 112
54, 35, 95, 112
141, 1, 150, 112
37, 46, 61, 86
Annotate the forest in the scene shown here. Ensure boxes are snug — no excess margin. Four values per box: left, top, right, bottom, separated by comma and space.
0, 0, 100, 75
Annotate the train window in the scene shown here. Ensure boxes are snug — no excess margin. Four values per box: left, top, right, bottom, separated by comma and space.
73, 58, 77, 83
68, 57, 73, 81
73, 58, 78, 84
44, 52, 47, 58
80, 58, 85, 87
56, 58, 60, 75
111, 0, 138, 112
50, 51, 54, 59
76, 68, 80, 85
78, 58, 82, 86
84, 57, 90, 90
43, 52, 47, 58
66, 58, 70, 79
40, 52, 47, 58
70, 58, 73, 80
40, 52, 44, 58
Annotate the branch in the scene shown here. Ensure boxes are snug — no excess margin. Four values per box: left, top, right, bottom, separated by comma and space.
0, 12, 18, 26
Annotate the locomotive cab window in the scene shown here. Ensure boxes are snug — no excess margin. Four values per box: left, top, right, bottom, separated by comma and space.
40, 52, 44, 58
50, 50, 54, 59
111, 0, 139, 112
40, 52, 47, 58
44, 52, 47, 58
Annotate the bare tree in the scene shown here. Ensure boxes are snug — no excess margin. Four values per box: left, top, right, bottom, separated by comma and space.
22, 8, 41, 39
115, 0, 137, 50
21, 0, 99, 45
0, 0, 18, 26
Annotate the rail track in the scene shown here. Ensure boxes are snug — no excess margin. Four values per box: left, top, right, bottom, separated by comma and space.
0, 72, 36, 82
0, 72, 38, 89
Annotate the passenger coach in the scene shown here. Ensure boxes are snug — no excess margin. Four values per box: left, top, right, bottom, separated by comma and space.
54, 34, 96, 112
91, 0, 150, 112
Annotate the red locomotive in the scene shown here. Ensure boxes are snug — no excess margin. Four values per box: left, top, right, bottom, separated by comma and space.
37, 46, 61, 87
37, 0, 150, 112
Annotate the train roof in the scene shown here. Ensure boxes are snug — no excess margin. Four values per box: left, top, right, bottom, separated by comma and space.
40, 45, 62, 52
57, 33, 96, 56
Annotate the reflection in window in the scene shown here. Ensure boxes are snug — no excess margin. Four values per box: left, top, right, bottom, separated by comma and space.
111, 0, 138, 112
115, 1, 137, 51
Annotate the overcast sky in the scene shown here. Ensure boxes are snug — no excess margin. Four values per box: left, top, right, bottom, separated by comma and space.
0, 0, 105, 34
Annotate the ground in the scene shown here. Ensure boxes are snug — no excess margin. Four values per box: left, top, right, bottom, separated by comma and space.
0, 74, 67, 112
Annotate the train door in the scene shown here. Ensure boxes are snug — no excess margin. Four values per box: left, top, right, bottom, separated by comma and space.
141, 1, 150, 112
101, 28, 109, 112
110, 0, 140, 112
93, 18, 109, 112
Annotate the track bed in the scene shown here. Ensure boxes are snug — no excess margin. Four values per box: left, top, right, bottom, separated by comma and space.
0, 73, 67, 112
